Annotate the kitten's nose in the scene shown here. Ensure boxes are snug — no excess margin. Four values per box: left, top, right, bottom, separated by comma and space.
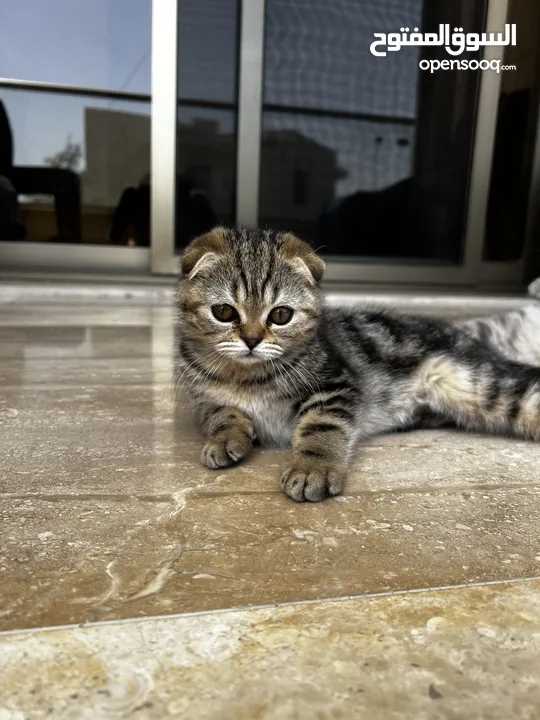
242, 335, 263, 350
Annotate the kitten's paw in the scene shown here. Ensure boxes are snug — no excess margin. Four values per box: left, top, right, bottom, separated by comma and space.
201, 433, 252, 469
280, 459, 345, 502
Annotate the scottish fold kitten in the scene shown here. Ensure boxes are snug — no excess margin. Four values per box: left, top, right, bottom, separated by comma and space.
175, 227, 540, 502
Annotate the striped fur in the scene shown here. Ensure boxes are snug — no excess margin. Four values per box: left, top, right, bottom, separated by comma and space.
457, 306, 540, 366
175, 227, 540, 502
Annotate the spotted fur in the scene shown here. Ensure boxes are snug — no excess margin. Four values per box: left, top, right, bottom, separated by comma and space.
175, 227, 540, 502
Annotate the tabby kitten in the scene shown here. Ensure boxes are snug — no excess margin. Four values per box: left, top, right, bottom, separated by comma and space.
175, 227, 540, 502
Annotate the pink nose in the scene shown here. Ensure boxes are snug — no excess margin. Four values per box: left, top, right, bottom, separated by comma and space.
242, 336, 262, 350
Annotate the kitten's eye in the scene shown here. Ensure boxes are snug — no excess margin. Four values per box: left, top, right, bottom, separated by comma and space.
268, 306, 294, 325
211, 304, 238, 322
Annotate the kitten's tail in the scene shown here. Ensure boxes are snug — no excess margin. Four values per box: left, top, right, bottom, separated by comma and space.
528, 277, 540, 299
457, 305, 540, 367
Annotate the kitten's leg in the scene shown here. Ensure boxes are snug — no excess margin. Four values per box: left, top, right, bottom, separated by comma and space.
197, 403, 256, 469
416, 352, 540, 440
280, 392, 358, 502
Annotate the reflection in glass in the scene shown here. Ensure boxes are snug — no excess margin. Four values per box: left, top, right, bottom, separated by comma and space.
0, 89, 150, 244
260, 0, 487, 263
175, 0, 239, 251
0, 0, 152, 94
260, 113, 415, 255
484, 0, 540, 262
176, 109, 236, 251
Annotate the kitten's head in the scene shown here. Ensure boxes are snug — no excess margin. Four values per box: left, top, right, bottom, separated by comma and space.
178, 227, 324, 365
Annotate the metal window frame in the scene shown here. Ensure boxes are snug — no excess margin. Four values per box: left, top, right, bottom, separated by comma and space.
235, 0, 265, 227
0, 0, 518, 288
0, 77, 151, 102
150, 0, 179, 274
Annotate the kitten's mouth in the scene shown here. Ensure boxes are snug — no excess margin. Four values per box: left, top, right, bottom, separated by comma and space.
217, 348, 268, 364
216, 343, 282, 364
235, 352, 266, 364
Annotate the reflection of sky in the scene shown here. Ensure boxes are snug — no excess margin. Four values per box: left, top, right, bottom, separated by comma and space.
0, 0, 152, 93
0, 0, 152, 167
0, 0, 422, 189
0, 89, 150, 169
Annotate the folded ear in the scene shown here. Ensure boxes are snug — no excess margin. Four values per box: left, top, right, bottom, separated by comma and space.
280, 233, 325, 284
180, 227, 228, 279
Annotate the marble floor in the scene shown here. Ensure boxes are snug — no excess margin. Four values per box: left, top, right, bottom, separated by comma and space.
1, 292, 540, 718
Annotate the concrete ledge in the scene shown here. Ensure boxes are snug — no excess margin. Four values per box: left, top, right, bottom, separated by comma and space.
0, 280, 534, 313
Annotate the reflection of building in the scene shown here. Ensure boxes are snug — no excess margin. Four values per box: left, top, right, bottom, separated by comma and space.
260, 130, 345, 223
177, 120, 345, 224
176, 118, 236, 220
82, 109, 345, 227
83, 108, 150, 208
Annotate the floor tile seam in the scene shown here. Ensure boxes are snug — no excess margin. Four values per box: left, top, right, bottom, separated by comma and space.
0, 484, 540, 502
2, 483, 539, 501
2, 575, 540, 640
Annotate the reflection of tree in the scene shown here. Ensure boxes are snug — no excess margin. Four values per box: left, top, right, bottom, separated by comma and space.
44, 135, 82, 172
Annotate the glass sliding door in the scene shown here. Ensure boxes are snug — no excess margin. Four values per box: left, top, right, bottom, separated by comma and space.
0, 0, 153, 273
175, 0, 239, 251
0, 0, 510, 284
152, 0, 509, 287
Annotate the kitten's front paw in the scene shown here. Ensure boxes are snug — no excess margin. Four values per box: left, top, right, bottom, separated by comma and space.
201, 433, 252, 469
280, 458, 345, 502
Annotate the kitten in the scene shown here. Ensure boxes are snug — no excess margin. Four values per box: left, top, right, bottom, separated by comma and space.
175, 227, 540, 502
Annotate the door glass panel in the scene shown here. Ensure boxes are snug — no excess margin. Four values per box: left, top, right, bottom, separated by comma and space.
260, 0, 488, 263
175, 0, 239, 252
0, 89, 150, 245
483, 0, 540, 263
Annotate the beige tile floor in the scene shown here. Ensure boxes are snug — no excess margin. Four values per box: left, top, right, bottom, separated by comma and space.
1, 295, 540, 718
